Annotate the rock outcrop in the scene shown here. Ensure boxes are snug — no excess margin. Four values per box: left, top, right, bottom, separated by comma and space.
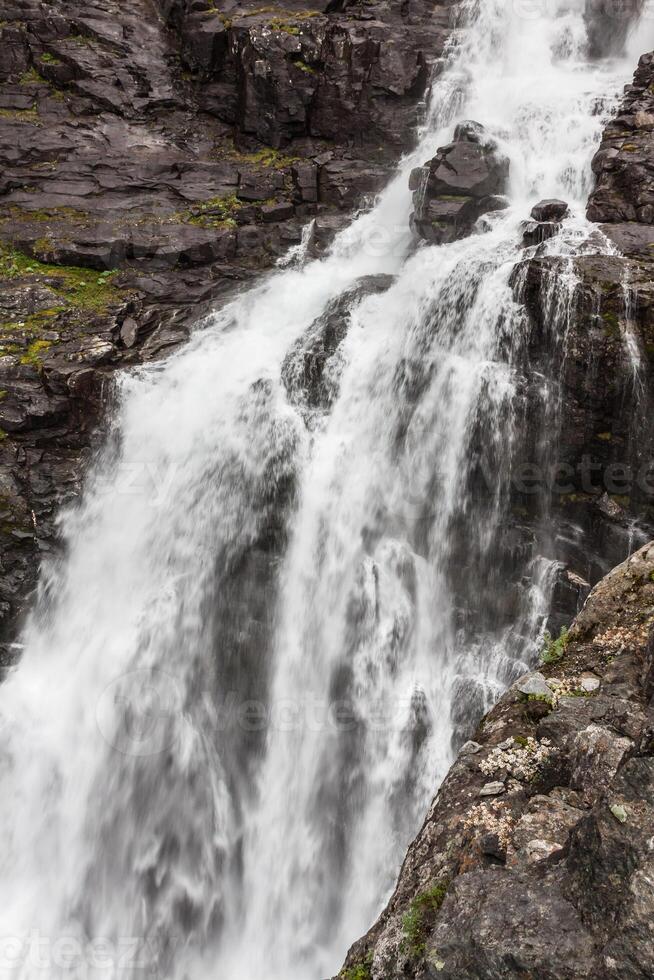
282, 273, 393, 423
409, 121, 509, 244
339, 540, 654, 979
587, 51, 654, 254
0, 0, 461, 648
522, 198, 570, 246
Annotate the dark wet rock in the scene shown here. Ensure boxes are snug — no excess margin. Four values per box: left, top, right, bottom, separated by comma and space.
513, 246, 654, 584
531, 199, 570, 222
339, 541, 654, 980
549, 567, 591, 635
410, 121, 509, 244
521, 200, 569, 247
587, 52, 654, 250
281, 274, 393, 422
522, 220, 562, 247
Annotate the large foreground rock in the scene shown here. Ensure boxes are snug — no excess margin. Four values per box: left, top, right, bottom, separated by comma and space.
338, 541, 654, 979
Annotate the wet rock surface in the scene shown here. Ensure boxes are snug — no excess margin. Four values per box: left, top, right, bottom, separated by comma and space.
587, 51, 654, 253
281, 273, 393, 422
0, 0, 460, 642
409, 120, 509, 244
522, 198, 570, 246
339, 540, 654, 979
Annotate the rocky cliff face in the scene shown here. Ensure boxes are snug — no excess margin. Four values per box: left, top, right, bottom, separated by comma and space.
0, 0, 460, 652
340, 539, 654, 980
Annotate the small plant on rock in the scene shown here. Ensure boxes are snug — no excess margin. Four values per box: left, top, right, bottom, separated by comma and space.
340, 951, 373, 980
540, 626, 569, 666
401, 881, 449, 959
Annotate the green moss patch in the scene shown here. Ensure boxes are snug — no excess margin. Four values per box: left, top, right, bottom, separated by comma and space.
0, 106, 40, 124
0, 246, 127, 312
174, 194, 242, 229
0, 307, 65, 337
20, 338, 52, 366
292, 58, 316, 74
402, 881, 449, 959
602, 310, 621, 338
19, 67, 47, 85
243, 5, 321, 18
540, 626, 569, 666
340, 953, 372, 980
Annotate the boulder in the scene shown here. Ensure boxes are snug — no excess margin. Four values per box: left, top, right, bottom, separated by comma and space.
409, 120, 509, 244
531, 199, 569, 222
339, 542, 654, 980
514, 671, 554, 701
521, 200, 569, 247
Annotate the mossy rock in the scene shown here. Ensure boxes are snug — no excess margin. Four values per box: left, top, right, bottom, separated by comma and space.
0, 245, 130, 313
401, 881, 450, 959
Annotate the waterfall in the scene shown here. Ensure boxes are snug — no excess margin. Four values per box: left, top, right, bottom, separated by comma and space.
0, 2, 646, 979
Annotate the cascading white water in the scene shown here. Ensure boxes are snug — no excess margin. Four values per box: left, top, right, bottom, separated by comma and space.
0, 2, 650, 979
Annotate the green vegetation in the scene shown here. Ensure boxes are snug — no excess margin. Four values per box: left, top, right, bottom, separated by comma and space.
0, 307, 65, 335
20, 339, 52, 367
216, 142, 299, 169
292, 58, 316, 74
340, 952, 373, 980
602, 310, 620, 338
175, 194, 242, 229
243, 5, 321, 18
271, 20, 300, 33
0, 206, 89, 226
514, 734, 530, 748
0, 428, 7, 442
19, 67, 46, 84
402, 881, 449, 959
245, 147, 298, 168
0, 246, 126, 312
540, 626, 569, 666
40, 52, 62, 65
0, 106, 40, 124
